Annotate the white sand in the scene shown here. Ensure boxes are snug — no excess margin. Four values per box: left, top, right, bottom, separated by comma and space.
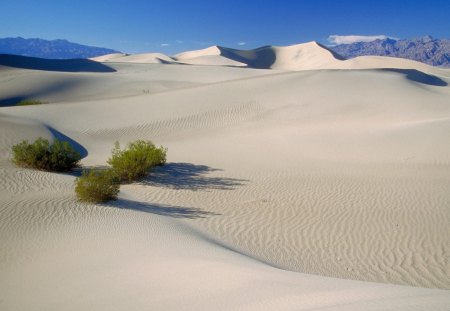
1, 43, 450, 310
103, 52, 175, 64
90, 53, 128, 62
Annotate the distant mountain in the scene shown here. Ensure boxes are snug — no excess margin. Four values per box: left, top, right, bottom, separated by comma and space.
330, 36, 450, 67
0, 37, 120, 59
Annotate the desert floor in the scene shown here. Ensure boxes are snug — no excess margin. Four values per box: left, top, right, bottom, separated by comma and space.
1, 45, 450, 310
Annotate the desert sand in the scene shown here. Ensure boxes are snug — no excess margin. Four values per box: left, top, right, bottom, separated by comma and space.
1, 42, 449, 310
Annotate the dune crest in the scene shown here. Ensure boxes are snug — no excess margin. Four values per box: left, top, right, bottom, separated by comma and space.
89, 53, 128, 62
90, 41, 450, 76
174, 45, 222, 60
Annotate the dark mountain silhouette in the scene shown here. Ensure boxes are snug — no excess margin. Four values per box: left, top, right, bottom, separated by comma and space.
0, 37, 120, 59
330, 36, 450, 67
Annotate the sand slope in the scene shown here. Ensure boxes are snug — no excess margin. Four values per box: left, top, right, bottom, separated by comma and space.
1, 46, 450, 310
103, 52, 175, 64
0, 62, 271, 107
90, 52, 128, 62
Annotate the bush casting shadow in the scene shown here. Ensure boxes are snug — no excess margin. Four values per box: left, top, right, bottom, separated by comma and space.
75, 169, 120, 203
12, 137, 81, 171
16, 99, 46, 106
141, 162, 247, 191
109, 199, 219, 219
108, 140, 166, 183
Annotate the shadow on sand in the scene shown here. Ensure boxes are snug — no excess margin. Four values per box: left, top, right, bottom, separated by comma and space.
140, 162, 247, 191
0, 54, 116, 72
0, 78, 86, 107
381, 68, 448, 86
73, 162, 244, 219
46, 126, 88, 158
108, 199, 220, 219
218, 46, 276, 69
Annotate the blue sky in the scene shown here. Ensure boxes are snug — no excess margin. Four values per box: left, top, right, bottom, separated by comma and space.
1, 0, 449, 54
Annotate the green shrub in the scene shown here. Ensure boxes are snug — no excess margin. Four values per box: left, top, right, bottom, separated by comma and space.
12, 138, 81, 171
107, 140, 167, 182
17, 99, 47, 106
75, 169, 120, 203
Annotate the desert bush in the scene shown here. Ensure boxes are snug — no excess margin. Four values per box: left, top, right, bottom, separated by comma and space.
75, 169, 120, 203
107, 140, 167, 182
17, 99, 47, 106
12, 138, 81, 171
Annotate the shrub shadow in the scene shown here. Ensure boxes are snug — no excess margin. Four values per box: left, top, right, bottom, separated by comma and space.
46, 126, 88, 158
109, 199, 219, 219
0, 79, 86, 107
141, 162, 247, 191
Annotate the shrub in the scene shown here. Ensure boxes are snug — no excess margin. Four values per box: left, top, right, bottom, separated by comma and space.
11, 138, 81, 171
75, 169, 120, 203
17, 99, 47, 106
107, 140, 167, 182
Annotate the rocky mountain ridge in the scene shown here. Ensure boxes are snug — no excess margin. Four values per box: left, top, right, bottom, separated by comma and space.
0, 37, 119, 59
330, 36, 450, 67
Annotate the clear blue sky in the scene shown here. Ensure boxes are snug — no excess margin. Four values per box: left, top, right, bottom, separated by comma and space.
1, 0, 449, 54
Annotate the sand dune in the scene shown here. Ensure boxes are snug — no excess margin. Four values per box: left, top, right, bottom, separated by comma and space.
0, 62, 270, 107
175, 45, 223, 60
178, 54, 248, 67
1, 44, 450, 310
0, 54, 116, 72
103, 52, 175, 64
90, 52, 128, 62
90, 42, 346, 70
93, 46, 247, 67
91, 41, 450, 76
216, 42, 344, 70
162, 42, 344, 69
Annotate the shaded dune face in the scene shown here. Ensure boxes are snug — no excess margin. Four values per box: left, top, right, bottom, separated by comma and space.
379, 68, 447, 86
1, 44, 450, 310
173, 42, 345, 69
0, 54, 116, 72
217, 46, 277, 68
215, 42, 346, 69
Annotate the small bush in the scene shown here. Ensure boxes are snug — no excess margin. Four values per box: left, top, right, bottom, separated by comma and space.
12, 138, 81, 171
17, 99, 47, 106
107, 140, 167, 182
75, 169, 120, 203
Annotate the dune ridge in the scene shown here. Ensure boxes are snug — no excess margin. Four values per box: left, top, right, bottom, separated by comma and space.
92, 41, 344, 70
90, 41, 450, 76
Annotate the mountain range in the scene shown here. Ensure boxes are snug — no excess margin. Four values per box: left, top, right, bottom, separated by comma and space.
1, 36, 449, 67
0, 37, 119, 59
330, 36, 450, 67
